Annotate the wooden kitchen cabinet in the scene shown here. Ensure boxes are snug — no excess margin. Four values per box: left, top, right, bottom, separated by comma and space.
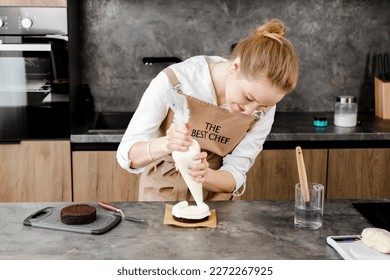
72, 151, 140, 202
73, 149, 327, 202
0, 140, 72, 202
70, 148, 390, 202
243, 149, 328, 200
327, 148, 390, 199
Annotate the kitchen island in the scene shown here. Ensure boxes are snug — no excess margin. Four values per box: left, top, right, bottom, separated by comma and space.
0, 199, 383, 260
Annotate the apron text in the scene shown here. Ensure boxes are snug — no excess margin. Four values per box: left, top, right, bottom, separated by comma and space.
191, 122, 231, 144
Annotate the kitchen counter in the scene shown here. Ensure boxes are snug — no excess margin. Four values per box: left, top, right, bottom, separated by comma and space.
268, 112, 390, 141
0, 199, 382, 260
70, 112, 390, 147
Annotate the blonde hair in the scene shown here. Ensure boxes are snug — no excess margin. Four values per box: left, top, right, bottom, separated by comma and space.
231, 19, 299, 93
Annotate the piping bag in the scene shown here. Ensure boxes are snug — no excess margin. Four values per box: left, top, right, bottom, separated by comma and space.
168, 93, 205, 207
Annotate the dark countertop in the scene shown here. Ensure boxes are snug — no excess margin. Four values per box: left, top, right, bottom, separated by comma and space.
0, 200, 382, 260
70, 112, 390, 146
268, 112, 390, 141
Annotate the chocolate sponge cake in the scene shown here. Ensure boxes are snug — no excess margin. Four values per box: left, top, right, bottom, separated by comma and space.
172, 215, 209, 223
60, 204, 97, 225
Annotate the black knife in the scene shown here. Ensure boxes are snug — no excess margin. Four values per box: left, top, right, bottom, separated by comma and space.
378, 53, 384, 81
384, 53, 389, 82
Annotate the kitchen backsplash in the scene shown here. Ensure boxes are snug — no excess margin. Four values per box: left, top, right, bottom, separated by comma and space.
79, 0, 390, 113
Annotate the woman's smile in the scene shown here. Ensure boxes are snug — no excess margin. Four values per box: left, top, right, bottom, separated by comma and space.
236, 103, 245, 112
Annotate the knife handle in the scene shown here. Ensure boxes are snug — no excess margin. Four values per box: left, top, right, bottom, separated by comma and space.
378, 53, 384, 80
99, 202, 120, 213
384, 53, 389, 81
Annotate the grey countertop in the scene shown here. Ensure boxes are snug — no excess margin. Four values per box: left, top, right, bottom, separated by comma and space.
267, 112, 390, 141
70, 112, 390, 144
0, 200, 382, 260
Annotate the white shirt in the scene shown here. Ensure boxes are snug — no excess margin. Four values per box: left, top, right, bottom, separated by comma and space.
116, 55, 276, 192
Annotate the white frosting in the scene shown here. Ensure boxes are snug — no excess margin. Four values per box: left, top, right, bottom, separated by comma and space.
172, 201, 211, 219
172, 139, 203, 206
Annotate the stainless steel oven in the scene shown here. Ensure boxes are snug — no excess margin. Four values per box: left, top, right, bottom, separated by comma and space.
0, 7, 70, 141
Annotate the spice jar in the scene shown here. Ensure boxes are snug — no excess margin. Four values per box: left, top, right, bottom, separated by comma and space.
334, 96, 358, 127
313, 115, 328, 127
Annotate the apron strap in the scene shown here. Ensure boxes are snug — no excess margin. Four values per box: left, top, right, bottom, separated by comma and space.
164, 66, 219, 104
163, 67, 182, 91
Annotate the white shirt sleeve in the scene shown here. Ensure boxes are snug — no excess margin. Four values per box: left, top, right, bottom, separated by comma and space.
116, 71, 171, 173
220, 106, 276, 192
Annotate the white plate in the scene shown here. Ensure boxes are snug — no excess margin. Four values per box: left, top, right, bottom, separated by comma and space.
349, 240, 390, 260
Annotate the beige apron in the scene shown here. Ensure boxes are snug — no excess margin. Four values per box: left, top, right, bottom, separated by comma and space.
139, 67, 259, 201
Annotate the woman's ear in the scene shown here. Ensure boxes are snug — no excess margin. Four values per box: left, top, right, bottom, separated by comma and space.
231, 57, 241, 77
232, 57, 240, 71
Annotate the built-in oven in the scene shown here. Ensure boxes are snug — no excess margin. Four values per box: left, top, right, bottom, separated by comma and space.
0, 7, 70, 142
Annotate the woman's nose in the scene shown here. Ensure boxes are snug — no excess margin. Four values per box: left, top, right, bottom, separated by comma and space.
244, 103, 257, 115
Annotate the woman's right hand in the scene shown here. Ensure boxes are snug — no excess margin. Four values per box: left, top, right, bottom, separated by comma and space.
166, 123, 192, 153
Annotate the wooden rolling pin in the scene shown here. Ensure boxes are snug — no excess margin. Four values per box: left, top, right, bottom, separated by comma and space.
295, 146, 310, 202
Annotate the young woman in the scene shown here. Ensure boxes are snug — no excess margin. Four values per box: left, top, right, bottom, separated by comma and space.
117, 19, 299, 201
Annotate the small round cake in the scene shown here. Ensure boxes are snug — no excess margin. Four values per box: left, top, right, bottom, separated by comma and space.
172, 201, 211, 223
60, 204, 97, 225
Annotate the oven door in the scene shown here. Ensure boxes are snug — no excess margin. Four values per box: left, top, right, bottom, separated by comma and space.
0, 36, 68, 106
0, 43, 52, 106
0, 39, 70, 141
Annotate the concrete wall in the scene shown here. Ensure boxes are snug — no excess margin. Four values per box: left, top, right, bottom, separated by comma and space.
79, 0, 390, 113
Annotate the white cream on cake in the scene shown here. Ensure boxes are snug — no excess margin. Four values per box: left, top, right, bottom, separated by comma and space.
172, 201, 210, 219
172, 139, 211, 220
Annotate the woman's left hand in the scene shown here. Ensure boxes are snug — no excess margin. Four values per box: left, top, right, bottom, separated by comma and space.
189, 152, 209, 183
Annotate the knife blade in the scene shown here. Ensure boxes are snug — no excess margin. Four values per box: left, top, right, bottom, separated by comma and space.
384, 53, 389, 82
378, 53, 384, 81
99, 202, 144, 223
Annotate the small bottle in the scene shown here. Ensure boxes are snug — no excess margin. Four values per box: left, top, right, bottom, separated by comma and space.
334, 96, 358, 127
313, 115, 328, 127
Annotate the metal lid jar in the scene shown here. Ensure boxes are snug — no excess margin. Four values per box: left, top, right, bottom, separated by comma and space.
334, 96, 358, 127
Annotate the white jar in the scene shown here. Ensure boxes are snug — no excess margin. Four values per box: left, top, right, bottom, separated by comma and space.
334, 96, 358, 127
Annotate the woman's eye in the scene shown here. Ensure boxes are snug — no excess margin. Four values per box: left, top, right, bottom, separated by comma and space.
245, 94, 253, 102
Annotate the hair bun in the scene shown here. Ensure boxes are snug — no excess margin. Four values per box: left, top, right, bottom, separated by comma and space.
230, 18, 298, 93
255, 19, 285, 38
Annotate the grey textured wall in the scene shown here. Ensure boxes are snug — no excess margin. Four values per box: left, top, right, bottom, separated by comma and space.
79, 0, 390, 113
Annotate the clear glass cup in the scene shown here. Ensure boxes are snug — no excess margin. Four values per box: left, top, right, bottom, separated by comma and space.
294, 182, 324, 230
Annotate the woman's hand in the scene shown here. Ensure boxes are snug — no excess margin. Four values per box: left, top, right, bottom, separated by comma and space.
166, 123, 192, 153
189, 152, 209, 183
